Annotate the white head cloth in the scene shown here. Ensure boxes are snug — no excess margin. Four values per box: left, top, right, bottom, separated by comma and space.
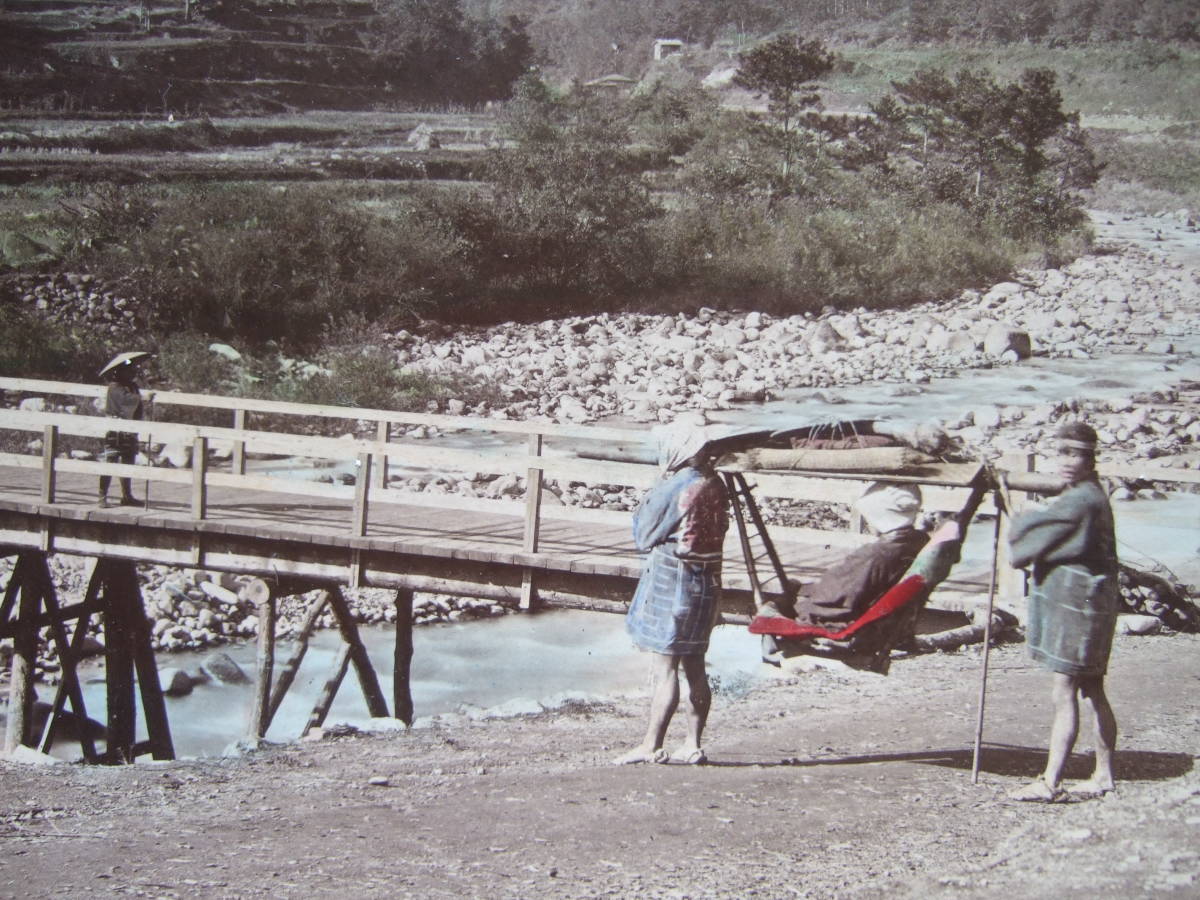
856, 481, 922, 533
653, 413, 721, 473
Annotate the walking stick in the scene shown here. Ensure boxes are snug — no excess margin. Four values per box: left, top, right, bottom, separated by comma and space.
971, 472, 1007, 784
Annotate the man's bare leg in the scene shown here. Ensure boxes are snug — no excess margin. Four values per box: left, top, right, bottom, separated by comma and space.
1074, 675, 1117, 794
1011, 672, 1078, 799
1041, 672, 1081, 790
612, 652, 679, 765
670, 654, 710, 763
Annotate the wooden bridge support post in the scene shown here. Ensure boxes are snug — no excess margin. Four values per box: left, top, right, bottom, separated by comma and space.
520, 433, 544, 610
246, 581, 277, 743
101, 562, 136, 763
393, 588, 414, 726
326, 586, 389, 719
3, 558, 40, 753
28, 554, 99, 762
99, 559, 174, 763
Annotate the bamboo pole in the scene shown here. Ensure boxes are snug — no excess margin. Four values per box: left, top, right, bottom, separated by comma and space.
302, 644, 351, 737
393, 588, 414, 726
971, 491, 1004, 784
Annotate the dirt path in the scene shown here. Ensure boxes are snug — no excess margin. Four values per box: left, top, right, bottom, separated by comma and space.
2, 633, 1197, 898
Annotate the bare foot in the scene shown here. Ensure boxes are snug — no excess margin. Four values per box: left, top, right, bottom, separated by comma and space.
669, 745, 707, 765
611, 746, 668, 765
1007, 779, 1066, 802
1070, 777, 1116, 797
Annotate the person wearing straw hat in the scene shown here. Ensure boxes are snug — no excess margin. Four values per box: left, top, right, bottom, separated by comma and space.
97, 351, 151, 508
1006, 421, 1120, 802
612, 415, 730, 767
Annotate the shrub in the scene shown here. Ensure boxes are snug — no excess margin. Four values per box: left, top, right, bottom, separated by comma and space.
70, 183, 462, 350
0, 304, 116, 382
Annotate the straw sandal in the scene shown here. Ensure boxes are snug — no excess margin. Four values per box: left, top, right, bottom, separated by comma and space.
1007, 779, 1066, 802
670, 746, 707, 765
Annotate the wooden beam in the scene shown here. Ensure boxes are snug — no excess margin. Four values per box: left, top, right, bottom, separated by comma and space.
191, 436, 208, 519
101, 560, 137, 763
373, 420, 390, 489
231, 408, 247, 476
351, 452, 371, 538
126, 564, 174, 761
247, 595, 276, 741
40, 425, 58, 505
302, 644, 351, 737
3, 556, 40, 752
393, 588, 414, 726
266, 590, 330, 727
520, 433, 543, 611
326, 586, 388, 719
31, 554, 99, 762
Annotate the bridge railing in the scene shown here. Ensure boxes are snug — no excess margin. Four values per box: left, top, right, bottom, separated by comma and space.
0, 377, 984, 555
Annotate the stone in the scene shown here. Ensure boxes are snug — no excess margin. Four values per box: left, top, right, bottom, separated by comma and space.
157, 440, 192, 469
160, 668, 195, 697
1053, 305, 1081, 327
972, 406, 1002, 430
203, 651, 250, 684
19, 397, 46, 412
208, 342, 242, 362
983, 325, 1032, 359
1117, 615, 1162, 635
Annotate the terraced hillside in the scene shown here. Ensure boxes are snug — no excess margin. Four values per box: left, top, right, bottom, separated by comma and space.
0, 0, 524, 114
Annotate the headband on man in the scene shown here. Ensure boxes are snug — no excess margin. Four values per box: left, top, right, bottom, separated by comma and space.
1058, 439, 1096, 452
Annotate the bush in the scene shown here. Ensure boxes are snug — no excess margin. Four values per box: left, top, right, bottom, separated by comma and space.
660, 191, 1019, 316
0, 304, 116, 382
68, 183, 464, 350
151, 321, 501, 424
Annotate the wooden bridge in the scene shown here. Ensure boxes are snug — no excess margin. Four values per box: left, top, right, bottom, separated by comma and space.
3, 376, 1191, 764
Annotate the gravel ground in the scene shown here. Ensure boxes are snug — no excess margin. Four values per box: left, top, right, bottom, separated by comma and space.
1, 634, 1197, 898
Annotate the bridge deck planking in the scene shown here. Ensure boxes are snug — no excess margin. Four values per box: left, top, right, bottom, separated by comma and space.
0, 464, 990, 609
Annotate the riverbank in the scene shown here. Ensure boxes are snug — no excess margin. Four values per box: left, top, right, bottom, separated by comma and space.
2, 633, 1197, 897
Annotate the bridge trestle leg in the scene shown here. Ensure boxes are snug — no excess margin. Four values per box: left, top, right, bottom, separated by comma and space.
96, 559, 174, 763
2, 552, 100, 762
393, 589, 414, 727
243, 579, 393, 742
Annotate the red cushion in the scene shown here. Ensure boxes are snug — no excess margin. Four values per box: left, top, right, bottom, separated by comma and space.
748, 575, 928, 641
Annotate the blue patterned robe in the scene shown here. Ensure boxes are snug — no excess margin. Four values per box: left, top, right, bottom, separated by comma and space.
625, 467, 729, 655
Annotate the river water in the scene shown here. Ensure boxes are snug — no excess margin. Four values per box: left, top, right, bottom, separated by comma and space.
64, 217, 1200, 759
